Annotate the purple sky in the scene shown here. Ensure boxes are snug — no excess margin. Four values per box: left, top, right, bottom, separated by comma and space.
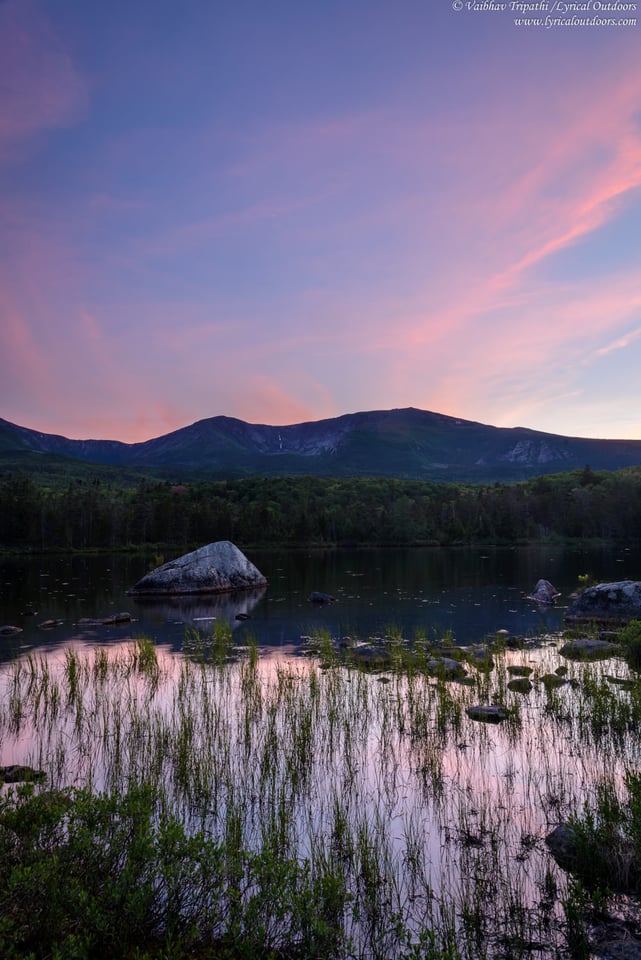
2, 0, 641, 442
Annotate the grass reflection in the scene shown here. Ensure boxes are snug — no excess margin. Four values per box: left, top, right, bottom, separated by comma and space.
1, 630, 641, 958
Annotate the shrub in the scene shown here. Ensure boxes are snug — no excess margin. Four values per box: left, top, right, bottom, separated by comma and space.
0, 785, 348, 960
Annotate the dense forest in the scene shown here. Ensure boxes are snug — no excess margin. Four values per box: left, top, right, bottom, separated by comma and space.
1, 465, 641, 552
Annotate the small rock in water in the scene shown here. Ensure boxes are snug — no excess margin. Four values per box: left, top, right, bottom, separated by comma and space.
426, 657, 467, 680
606, 676, 637, 690
466, 647, 495, 671
101, 612, 131, 625
540, 673, 567, 689
308, 591, 336, 604
507, 665, 533, 677
560, 637, 619, 660
0, 625, 23, 636
466, 704, 509, 723
349, 645, 393, 668
526, 579, 561, 604
545, 822, 579, 868
0, 764, 46, 783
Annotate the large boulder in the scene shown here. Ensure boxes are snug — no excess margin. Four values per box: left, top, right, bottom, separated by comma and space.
128, 541, 267, 596
565, 581, 641, 623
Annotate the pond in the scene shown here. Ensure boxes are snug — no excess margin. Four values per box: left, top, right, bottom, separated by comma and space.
2, 545, 641, 957
0, 543, 638, 660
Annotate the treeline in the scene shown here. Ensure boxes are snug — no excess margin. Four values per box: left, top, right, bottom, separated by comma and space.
1, 466, 641, 551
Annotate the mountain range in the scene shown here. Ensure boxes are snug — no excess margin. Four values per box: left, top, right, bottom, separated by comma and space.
2, 408, 641, 484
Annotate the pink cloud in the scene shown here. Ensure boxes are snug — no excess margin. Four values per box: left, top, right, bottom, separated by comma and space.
594, 326, 641, 358
0, 0, 87, 159
349, 57, 641, 415
0, 292, 52, 398
233, 378, 317, 426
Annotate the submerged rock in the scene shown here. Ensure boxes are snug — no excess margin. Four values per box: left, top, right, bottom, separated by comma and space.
508, 678, 533, 694
0, 625, 22, 636
308, 591, 336, 604
128, 541, 267, 596
77, 612, 132, 627
102, 612, 132, 625
565, 581, 641, 623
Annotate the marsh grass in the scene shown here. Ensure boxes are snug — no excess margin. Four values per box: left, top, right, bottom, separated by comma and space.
1, 631, 641, 958
620, 618, 641, 671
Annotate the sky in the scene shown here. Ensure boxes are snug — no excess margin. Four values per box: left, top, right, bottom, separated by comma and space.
2, 0, 641, 443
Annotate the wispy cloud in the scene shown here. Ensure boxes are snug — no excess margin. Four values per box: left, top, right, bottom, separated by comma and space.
594, 325, 641, 358
0, 0, 87, 159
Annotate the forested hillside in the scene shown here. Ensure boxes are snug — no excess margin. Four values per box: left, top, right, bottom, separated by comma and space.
1, 467, 641, 551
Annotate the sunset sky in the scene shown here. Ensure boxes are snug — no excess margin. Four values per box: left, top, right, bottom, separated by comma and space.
2, 0, 641, 442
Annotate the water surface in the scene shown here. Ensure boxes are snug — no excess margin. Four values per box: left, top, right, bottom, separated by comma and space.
0, 544, 637, 660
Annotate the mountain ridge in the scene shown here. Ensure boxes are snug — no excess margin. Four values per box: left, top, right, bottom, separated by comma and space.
1, 407, 641, 483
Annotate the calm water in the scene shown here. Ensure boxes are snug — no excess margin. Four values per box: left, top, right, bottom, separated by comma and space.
1, 544, 637, 661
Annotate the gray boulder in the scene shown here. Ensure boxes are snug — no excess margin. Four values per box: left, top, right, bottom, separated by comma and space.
128, 541, 267, 596
565, 581, 641, 623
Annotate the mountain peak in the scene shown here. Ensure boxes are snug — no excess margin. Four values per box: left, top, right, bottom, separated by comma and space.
2, 409, 640, 483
